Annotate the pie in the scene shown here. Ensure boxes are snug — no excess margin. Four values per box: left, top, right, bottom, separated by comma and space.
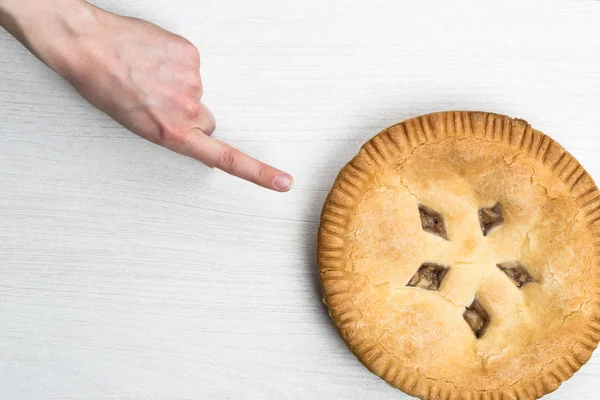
318, 111, 600, 399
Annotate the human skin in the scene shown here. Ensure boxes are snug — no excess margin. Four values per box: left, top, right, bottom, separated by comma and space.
0, 0, 294, 191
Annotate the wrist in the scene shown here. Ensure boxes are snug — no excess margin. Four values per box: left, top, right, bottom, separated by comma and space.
0, 0, 100, 78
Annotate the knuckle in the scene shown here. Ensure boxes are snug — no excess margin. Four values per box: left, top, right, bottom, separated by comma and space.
175, 94, 200, 118
217, 148, 239, 171
185, 99, 201, 119
189, 72, 202, 91
170, 36, 200, 65
190, 47, 201, 65
182, 41, 200, 64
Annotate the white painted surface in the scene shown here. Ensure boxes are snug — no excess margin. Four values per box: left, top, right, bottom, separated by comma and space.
1, 0, 599, 398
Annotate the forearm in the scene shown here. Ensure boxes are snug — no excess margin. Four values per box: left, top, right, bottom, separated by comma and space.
0, 0, 100, 79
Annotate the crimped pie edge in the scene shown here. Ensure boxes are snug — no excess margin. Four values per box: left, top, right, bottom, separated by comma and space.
317, 111, 600, 400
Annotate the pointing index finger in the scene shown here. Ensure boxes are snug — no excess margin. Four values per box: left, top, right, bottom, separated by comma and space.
187, 132, 294, 192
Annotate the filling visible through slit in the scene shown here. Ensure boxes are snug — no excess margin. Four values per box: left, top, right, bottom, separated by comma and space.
419, 205, 448, 240
497, 262, 534, 288
479, 203, 504, 236
407, 263, 450, 291
463, 298, 490, 339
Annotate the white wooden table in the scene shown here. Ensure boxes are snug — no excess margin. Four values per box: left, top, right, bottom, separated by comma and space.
1, 1, 599, 399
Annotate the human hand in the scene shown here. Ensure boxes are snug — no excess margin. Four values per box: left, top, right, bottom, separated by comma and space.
0, 0, 294, 191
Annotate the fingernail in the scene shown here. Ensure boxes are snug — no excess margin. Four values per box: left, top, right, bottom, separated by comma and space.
273, 174, 294, 191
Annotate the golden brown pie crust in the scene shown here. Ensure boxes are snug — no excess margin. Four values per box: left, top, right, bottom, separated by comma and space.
318, 111, 600, 400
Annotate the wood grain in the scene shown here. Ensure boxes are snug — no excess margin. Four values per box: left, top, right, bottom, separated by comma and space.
0, 0, 599, 399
